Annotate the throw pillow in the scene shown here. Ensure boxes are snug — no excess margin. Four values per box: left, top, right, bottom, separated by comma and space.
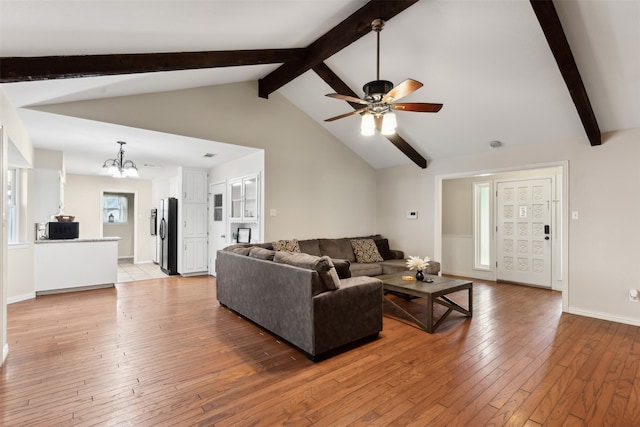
272, 239, 301, 253
350, 239, 384, 263
332, 259, 352, 279
374, 238, 393, 260
248, 246, 276, 261
273, 252, 340, 293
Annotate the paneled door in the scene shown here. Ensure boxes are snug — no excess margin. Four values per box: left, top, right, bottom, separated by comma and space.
496, 178, 552, 287
209, 182, 227, 276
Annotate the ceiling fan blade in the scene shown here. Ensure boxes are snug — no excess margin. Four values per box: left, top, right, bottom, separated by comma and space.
391, 102, 443, 113
325, 93, 369, 105
324, 107, 368, 122
382, 78, 423, 103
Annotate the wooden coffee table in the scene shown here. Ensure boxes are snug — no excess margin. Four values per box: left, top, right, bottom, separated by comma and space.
377, 271, 473, 333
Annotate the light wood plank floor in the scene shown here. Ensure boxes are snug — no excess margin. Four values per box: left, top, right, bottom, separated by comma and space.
2, 275, 639, 426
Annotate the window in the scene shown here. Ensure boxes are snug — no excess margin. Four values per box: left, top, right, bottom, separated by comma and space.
473, 181, 491, 270
103, 193, 128, 224
7, 168, 18, 243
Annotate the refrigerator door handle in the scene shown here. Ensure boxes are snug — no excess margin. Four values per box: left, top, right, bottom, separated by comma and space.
159, 218, 166, 239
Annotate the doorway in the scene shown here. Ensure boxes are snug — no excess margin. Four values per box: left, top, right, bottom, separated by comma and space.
102, 191, 136, 261
439, 164, 565, 292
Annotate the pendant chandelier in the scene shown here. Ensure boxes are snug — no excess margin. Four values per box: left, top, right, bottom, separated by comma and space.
101, 141, 139, 178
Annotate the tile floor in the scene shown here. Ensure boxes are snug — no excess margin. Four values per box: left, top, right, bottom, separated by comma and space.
117, 258, 168, 283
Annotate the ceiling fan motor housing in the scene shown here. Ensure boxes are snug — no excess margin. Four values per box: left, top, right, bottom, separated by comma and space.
363, 80, 394, 101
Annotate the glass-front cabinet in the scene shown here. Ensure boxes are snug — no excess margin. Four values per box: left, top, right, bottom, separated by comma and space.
229, 174, 259, 223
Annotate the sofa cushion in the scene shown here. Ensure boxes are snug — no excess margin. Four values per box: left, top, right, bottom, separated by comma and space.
350, 239, 384, 263
298, 239, 321, 256
231, 247, 251, 256
273, 239, 301, 253
249, 246, 276, 261
318, 238, 356, 262
349, 262, 383, 277
331, 259, 352, 279
273, 252, 340, 293
374, 238, 393, 260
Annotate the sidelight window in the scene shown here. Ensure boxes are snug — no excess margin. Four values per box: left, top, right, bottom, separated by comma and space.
473, 181, 492, 270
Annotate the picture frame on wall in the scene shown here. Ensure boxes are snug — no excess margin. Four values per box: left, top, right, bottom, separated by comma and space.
237, 228, 251, 244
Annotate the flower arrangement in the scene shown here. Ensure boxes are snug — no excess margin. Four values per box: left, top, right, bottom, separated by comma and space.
406, 256, 431, 272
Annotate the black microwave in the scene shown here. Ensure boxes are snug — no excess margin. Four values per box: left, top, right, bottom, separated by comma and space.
47, 222, 79, 240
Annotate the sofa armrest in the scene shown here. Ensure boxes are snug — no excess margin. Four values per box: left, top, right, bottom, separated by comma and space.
390, 249, 404, 260
312, 276, 383, 355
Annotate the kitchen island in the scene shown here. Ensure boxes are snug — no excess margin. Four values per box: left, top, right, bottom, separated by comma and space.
34, 237, 121, 294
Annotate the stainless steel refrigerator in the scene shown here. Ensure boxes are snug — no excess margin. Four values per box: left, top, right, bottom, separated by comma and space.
159, 197, 178, 275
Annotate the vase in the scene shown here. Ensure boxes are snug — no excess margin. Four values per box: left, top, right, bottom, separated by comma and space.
415, 270, 424, 281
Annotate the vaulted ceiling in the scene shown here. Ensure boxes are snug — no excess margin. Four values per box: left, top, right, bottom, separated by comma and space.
1, 0, 638, 176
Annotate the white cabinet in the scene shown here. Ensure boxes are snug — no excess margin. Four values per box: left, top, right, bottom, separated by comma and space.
183, 169, 208, 203
229, 174, 259, 223
183, 204, 208, 238
33, 169, 63, 223
183, 239, 208, 272
179, 167, 209, 275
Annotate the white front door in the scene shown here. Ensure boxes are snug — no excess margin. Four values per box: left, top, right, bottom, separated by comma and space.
496, 178, 552, 287
209, 182, 227, 276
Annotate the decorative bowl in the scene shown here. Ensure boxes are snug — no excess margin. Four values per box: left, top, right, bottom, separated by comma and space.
55, 215, 75, 222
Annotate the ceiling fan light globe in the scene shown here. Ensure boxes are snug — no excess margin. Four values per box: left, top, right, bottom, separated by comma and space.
381, 113, 397, 135
361, 113, 375, 136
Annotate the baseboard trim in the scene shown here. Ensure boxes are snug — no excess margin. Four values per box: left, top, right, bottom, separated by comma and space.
36, 283, 114, 296
566, 307, 640, 327
8, 292, 36, 304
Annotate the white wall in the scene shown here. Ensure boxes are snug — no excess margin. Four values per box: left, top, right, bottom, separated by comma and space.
377, 128, 640, 326
35, 81, 379, 241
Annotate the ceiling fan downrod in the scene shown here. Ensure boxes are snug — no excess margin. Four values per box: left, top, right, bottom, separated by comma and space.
364, 19, 393, 102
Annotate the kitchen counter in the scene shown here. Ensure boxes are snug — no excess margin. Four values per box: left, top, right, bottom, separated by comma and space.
34, 237, 121, 244
34, 237, 121, 294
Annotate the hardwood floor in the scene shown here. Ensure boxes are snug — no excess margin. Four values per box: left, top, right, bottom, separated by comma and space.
2, 275, 639, 426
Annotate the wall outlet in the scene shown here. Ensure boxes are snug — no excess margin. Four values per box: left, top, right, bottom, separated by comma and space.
407, 211, 418, 220
629, 289, 639, 303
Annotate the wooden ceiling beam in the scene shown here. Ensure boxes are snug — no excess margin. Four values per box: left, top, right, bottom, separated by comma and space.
0, 49, 305, 83
313, 62, 427, 169
530, 0, 601, 146
258, 0, 419, 99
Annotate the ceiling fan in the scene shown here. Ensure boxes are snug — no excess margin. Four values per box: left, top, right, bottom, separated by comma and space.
324, 19, 443, 136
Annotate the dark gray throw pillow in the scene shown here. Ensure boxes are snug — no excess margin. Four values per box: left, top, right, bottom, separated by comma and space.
331, 259, 352, 279
374, 239, 393, 260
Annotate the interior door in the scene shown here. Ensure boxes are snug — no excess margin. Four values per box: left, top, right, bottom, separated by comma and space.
496, 178, 552, 287
209, 182, 227, 276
